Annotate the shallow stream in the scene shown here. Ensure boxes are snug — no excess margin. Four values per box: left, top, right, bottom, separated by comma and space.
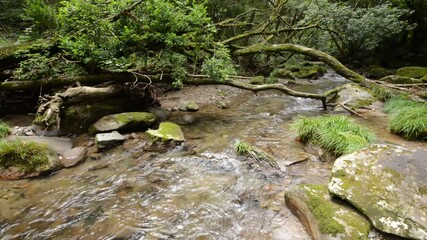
1, 72, 425, 239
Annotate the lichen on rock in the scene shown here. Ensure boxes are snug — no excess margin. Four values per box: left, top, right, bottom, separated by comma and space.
329, 144, 427, 239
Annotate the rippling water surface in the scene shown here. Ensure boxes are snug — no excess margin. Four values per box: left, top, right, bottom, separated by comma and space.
2, 72, 420, 239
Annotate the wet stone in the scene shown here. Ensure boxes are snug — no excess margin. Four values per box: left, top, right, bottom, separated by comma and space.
95, 131, 125, 150
329, 144, 427, 239
286, 184, 372, 240
60, 147, 88, 168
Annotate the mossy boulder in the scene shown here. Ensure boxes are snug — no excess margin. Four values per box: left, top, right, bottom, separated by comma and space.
146, 122, 185, 142
0, 140, 61, 180
286, 184, 371, 240
282, 62, 328, 79
366, 65, 395, 79
330, 83, 376, 110
381, 75, 423, 84
178, 101, 199, 112
329, 144, 427, 239
90, 112, 157, 135
396, 66, 427, 79
249, 76, 266, 85
421, 75, 427, 82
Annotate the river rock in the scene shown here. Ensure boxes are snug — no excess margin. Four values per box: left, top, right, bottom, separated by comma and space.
328, 144, 427, 239
148, 107, 171, 121
146, 122, 185, 142
95, 131, 125, 150
330, 83, 375, 110
0, 143, 61, 180
286, 184, 371, 240
60, 147, 88, 168
178, 101, 199, 112
89, 112, 157, 135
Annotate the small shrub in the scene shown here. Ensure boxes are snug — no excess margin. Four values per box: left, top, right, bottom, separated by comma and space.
0, 121, 11, 138
384, 98, 427, 140
0, 140, 50, 173
292, 115, 376, 156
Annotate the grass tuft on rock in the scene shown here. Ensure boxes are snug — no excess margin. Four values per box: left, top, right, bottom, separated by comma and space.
0, 140, 50, 173
292, 115, 376, 156
384, 97, 427, 140
0, 121, 11, 138
234, 140, 279, 169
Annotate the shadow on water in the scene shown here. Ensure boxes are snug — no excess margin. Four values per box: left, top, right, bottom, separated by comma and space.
1, 72, 422, 239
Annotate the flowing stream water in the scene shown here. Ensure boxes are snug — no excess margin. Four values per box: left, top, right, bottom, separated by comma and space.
1, 72, 425, 239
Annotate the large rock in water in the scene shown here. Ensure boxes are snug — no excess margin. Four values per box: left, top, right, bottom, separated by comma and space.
286, 184, 371, 240
329, 144, 427, 239
329, 83, 376, 109
90, 112, 157, 135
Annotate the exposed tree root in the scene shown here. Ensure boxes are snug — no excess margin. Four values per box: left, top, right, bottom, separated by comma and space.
35, 85, 124, 128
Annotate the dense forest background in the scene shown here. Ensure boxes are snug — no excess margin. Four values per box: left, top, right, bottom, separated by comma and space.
1, 0, 426, 81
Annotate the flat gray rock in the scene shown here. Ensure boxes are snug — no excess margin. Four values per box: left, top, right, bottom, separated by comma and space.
329, 144, 427, 239
95, 131, 125, 150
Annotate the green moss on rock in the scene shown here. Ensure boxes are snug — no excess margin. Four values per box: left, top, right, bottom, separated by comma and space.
396, 66, 427, 79
0, 140, 51, 173
286, 184, 371, 239
146, 122, 185, 142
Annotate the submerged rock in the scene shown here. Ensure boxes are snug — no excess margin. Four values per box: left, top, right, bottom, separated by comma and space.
148, 107, 171, 121
95, 131, 125, 150
329, 144, 427, 239
90, 112, 157, 135
286, 184, 371, 240
60, 147, 88, 168
146, 122, 185, 142
178, 101, 199, 112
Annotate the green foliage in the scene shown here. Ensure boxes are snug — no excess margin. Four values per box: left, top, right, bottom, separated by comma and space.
0, 140, 50, 173
294, 0, 411, 59
22, 0, 57, 37
202, 46, 236, 82
13, 52, 86, 80
55, 0, 223, 85
384, 98, 427, 140
0, 121, 11, 138
234, 140, 279, 169
292, 115, 376, 156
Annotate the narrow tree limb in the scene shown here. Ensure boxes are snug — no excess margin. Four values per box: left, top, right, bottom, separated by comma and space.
221, 25, 320, 45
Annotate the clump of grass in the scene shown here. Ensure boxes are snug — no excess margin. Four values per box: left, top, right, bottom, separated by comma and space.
0, 121, 11, 138
234, 140, 279, 170
0, 140, 50, 173
292, 115, 376, 156
384, 97, 427, 140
